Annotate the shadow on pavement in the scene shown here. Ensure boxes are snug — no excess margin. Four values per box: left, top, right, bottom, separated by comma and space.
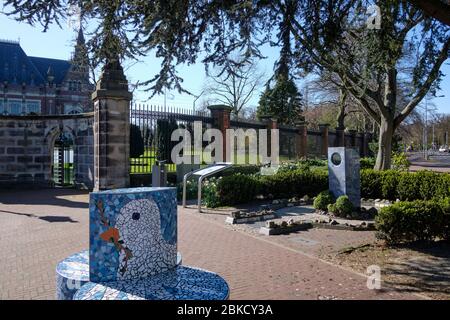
0, 188, 89, 209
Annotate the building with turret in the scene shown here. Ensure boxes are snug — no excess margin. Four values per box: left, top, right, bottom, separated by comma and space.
0, 28, 93, 115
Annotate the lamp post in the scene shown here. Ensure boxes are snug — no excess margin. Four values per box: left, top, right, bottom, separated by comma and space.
193, 90, 204, 113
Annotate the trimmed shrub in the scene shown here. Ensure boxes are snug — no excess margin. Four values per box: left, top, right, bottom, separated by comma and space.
375, 200, 445, 243
335, 195, 354, 217
223, 165, 261, 176
260, 168, 328, 200
216, 174, 263, 206
361, 169, 450, 201
360, 169, 383, 199
327, 203, 337, 215
314, 191, 334, 211
381, 170, 400, 200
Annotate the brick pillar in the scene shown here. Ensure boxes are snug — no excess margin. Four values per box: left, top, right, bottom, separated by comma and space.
318, 123, 330, 157
335, 127, 345, 147
295, 121, 308, 159
208, 104, 233, 162
92, 58, 132, 191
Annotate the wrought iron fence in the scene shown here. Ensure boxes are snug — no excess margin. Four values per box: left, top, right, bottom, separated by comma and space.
129, 104, 212, 174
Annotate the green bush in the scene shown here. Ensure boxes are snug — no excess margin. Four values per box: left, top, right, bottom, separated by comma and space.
361, 169, 450, 201
216, 174, 263, 206
223, 165, 261, 176
335, 195, 354, 217
314, 191, 335, 211
260, 168, 328, 200
327, 203, 337, 214
376, 200, 446, 243
202, 178, 221, 208
360, 169, 383, 199
392, 152, 410, 171
381, 170, 400, 200
360, 157, 376, 170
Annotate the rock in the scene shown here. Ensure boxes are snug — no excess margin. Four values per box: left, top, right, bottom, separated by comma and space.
360, 222, 367, 227
360, 207, 367, 212
330, 220, 339, 226
287, 219, 295, 226
281, 221, 288, 228
351, 212, 361, 219
266, 221, 276, 228
272, 200, 280, 205
231, 211, 241, 219
346, 215, 352, 219
267, 194, 274, 200
287, 203, 295, 207
375, 199, 381, 202
368, 207, 378, 216
396, 199, 401, 203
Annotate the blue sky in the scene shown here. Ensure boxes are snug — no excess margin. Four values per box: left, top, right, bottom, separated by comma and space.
0, 13, 448, 115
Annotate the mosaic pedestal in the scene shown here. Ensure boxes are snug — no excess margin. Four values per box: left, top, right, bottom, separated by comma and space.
74, 266, 229, 300
56, 251, 183, 300
57, 187, 229, 301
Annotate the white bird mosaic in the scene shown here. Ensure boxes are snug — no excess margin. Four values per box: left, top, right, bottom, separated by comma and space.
114, 198, 177, 280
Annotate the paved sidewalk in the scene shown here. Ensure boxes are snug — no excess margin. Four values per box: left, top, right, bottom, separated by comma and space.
0, 189, 421, 300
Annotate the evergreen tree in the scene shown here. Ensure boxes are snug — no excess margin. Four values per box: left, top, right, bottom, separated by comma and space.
257, 75, 303, 125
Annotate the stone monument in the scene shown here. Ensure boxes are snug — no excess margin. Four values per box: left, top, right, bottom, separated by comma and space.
328, 147, 361, 208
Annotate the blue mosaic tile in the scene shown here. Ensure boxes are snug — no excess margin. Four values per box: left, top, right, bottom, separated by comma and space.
56, 251, 89, 300
56, 250, 183, 300
74, 266, 229, 300
89, 188, 178, 282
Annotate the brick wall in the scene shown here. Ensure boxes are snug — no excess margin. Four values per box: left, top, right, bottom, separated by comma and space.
0, 114, 94, 189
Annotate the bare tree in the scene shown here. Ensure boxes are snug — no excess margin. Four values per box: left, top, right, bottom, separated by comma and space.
203, 57, 265, 119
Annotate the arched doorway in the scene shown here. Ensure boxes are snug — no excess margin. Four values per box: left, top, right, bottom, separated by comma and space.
52, 130, 75, 186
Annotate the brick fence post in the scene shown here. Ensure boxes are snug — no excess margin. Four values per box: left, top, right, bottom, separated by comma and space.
208, 105, 233, 162
295, 121, 308, 159
92, 58, 132, 191
318, 123, 330, 157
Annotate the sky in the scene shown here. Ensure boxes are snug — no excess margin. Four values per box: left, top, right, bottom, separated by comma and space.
0, 13, 449, 115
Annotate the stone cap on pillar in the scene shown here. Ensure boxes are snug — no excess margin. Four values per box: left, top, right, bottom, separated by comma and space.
92, 57, 132, 101
318, 123, 330, 131
207, 105, 233, 113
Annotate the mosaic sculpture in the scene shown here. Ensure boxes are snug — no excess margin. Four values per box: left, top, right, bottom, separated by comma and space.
56, 187, 229, 300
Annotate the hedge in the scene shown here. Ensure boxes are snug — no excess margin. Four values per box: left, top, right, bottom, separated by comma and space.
361, 169, 450, 201
192, 167, 450, 208
376, 199, 450, 243
215, 168, 328, 206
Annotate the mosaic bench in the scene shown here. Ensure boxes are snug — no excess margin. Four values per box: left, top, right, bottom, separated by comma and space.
56, 187, 229, 300
56, 250, 182, 300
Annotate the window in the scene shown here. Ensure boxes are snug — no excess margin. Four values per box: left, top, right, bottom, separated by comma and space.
0, 100, 3, 114
64, 104, 83, 114
9, 100, 22, 115
26, 100, 41, 114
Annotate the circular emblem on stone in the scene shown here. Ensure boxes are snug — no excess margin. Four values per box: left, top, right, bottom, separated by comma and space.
331, 152, 342, 166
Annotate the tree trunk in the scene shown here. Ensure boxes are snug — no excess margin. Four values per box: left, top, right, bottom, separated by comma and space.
374, 116, 394, 170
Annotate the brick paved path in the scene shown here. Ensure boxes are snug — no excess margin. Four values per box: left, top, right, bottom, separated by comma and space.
0, 189, 421, 300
